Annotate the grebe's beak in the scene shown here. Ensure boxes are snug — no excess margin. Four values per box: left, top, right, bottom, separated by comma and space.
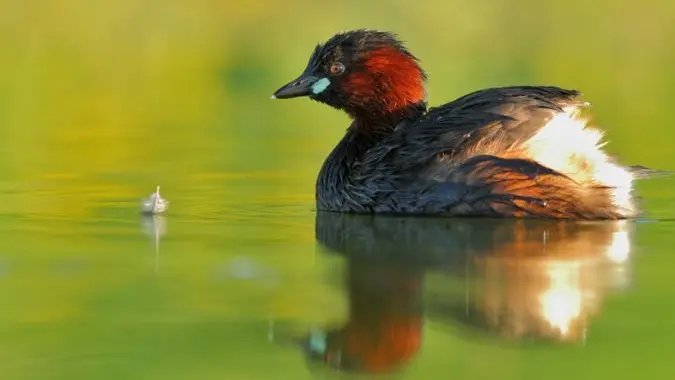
271, 73, 330, 99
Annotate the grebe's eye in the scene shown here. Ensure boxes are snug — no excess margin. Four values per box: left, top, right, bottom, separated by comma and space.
329, 62, 345, 75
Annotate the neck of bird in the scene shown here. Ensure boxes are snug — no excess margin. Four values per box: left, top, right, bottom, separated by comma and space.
316, 101, 426, 210
318, 102, 426, 187
350, 101, 427, 140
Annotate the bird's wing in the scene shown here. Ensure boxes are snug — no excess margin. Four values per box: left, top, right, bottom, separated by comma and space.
352, 86, 641, 218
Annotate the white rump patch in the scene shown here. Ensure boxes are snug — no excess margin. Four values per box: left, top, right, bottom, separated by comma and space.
521, 106, 635, 215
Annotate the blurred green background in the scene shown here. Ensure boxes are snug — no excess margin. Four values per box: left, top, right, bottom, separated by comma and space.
1, 0, 675, 379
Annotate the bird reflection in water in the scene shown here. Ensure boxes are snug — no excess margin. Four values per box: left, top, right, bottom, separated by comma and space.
466, 219, 632, 341
303, 260, 425, 373
295, 212, 634, 374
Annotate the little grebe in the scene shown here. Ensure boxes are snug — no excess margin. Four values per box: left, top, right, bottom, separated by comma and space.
272, 29, 655, 219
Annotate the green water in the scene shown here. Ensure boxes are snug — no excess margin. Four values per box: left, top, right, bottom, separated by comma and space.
2, 0, 675, 378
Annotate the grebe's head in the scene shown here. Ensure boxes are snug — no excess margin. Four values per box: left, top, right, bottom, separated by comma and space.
272, 29, 427, 120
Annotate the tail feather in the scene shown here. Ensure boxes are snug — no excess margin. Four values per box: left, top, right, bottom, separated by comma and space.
628, 165, 672, 179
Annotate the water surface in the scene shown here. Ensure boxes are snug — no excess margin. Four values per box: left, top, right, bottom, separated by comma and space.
2, 171, 675, 379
